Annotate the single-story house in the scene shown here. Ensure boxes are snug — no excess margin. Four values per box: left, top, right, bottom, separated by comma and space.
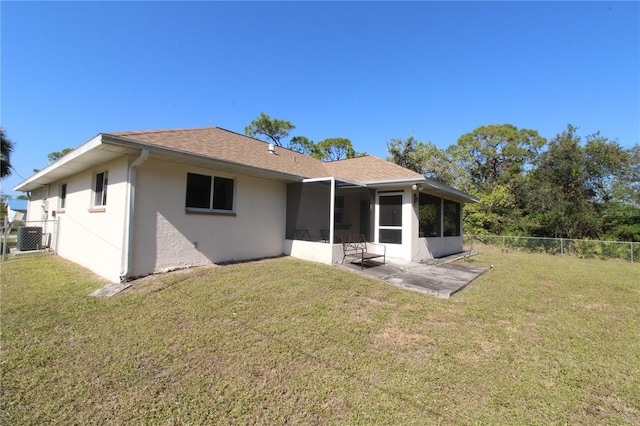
14, 127, 478, 283
5, 199, 28, 222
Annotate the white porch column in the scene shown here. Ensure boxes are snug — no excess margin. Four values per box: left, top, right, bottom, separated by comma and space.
329, 178, 335, 244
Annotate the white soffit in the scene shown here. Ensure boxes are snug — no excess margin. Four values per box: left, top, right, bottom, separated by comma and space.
14, 136, 139, 192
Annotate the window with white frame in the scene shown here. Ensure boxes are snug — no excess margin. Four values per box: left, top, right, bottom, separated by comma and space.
185, 172, 234, 212
94, 171, 108, 207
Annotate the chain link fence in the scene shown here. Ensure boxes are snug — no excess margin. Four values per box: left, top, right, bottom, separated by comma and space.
466, 234, 637, 263
1, 219, 58, 261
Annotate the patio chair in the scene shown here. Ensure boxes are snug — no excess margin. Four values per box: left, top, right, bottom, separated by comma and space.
294, 229, 311, 241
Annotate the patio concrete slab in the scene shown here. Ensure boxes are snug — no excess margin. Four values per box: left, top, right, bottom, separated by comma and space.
338, 255, 487, 298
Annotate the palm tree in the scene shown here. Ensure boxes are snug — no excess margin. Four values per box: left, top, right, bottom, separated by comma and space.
1, 128, 14, 178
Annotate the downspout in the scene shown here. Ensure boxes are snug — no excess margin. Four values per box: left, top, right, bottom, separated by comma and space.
120, 149, 149, 281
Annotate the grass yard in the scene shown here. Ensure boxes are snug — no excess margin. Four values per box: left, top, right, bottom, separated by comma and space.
1, 250, 639, 425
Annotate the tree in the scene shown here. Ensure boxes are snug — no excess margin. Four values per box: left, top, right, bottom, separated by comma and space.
32, 148, 75, 173
244, 112, 295, 147
582, 133, 629, 203
600, 202, 640, 241
452, 124, 546, 191
447, 124, 547, 236
611, 144, 640, 206
1, 128, 14, 178
289, 136, 318, 157
315, 138, 364, 161
464, 183, 518, 235
386, 136, 466, 189
48, 148, 73, 163
386, 136, 424, 173
386, 123, 635, 240
520, 125, 628, 239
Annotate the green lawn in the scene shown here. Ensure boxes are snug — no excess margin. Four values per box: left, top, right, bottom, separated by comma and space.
1, 250, 639, 425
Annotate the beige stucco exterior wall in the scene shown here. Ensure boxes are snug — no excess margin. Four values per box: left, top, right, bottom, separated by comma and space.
21, 154, 468, 281
27, 157, 130, 282
129, 159, 287, 278
25, 190, 45, 223
413, 237, 464, 260
283, 239, 338, 264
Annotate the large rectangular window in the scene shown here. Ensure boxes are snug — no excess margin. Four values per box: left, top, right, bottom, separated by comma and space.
94, 171, 108, 207
186, 172, 234, 212
419, 193, 441, 237
443, 200, 461, 236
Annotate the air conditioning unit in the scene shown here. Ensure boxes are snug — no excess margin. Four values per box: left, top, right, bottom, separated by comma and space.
17, 227, 43, 251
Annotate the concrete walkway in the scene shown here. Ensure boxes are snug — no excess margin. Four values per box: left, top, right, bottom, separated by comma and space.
338, 253, 487, 298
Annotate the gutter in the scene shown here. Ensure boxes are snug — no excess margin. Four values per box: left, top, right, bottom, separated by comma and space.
363, 177, 426, 188
120, 149, 149, 281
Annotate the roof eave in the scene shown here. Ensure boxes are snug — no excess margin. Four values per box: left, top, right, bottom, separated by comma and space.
13, 135, 104, 192
360, 176, 478, 203
421, 178, 479, 203
14, 133, 309, 192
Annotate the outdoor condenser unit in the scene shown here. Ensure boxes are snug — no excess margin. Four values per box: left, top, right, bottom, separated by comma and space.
17, 226, 42, 251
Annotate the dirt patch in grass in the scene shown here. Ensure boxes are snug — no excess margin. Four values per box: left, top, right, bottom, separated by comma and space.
373, 324, 430, 348
121, 264, 221, 294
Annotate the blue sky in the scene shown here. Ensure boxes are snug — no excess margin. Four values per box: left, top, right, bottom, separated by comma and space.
2, 1, 638, 197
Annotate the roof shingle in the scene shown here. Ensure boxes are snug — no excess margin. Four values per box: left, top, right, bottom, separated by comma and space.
107, 127, 328, 179
106, 127, 423, 183
324, 155, 424, 183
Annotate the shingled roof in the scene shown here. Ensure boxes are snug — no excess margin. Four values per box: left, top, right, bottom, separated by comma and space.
105, 127, 423, 183
16, 126, 479, 203
106, 127, 328, 179
324, 155, 424, 183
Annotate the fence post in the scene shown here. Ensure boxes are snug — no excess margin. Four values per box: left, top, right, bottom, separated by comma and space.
632, 242, 634, 264
560, 238, 564, 256
1, 217, 7, 261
